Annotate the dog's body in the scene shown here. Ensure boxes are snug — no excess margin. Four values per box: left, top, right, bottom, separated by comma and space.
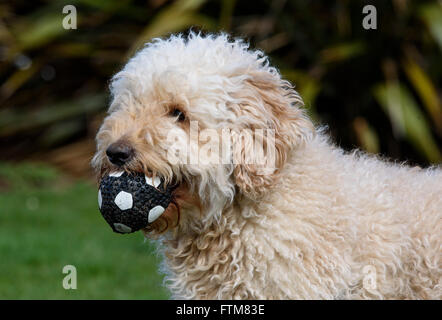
92, 33, 441, 299
161, 134, 442, 299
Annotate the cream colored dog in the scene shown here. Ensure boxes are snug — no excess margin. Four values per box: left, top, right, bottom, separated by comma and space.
92, 33, 441, 299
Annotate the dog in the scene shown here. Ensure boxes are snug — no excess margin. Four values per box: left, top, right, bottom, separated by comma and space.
92, 33, 441, 299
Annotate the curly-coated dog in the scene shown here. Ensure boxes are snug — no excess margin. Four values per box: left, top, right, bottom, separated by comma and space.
92, 33, 441, 299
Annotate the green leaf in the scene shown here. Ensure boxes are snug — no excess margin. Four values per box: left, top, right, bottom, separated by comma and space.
126, 0, 215, 58
402, 57, 442, 132
15, 13, 68, 51
0, 60, 42, 101
219, 0, 236, 30
374, 82, 442, 163
419, 3, 442, 51
319, 42, 365, 64
0, 94, 105, 137
353, 117, 380, 154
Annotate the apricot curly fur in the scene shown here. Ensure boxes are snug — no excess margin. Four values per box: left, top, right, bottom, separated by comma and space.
92, 32, 441, 299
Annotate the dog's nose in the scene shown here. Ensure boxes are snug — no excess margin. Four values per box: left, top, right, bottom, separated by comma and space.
106, 142, 134, 166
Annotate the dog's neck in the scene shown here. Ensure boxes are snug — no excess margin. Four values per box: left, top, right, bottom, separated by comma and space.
156, 186, 271, 298
154, 146, 315, 299
156, 133, 341, 299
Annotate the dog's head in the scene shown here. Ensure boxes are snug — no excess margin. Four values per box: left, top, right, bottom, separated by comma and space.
91, 33, 314, 234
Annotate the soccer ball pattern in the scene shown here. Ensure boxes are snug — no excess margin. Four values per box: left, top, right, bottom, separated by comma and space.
98, 171, 175, 234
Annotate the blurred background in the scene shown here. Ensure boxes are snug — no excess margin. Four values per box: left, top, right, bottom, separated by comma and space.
0, 0, 441, 299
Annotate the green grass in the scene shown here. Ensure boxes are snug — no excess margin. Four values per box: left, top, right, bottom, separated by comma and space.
0, 162, 168, 299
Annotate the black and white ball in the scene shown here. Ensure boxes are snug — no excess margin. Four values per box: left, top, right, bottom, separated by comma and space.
98, 171, 175, 234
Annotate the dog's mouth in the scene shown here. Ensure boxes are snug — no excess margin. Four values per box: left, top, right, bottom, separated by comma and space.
98, 168, 182, 235
139, 170, 189, 234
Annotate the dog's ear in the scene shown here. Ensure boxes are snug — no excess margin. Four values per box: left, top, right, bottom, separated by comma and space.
231, 70, 314, 198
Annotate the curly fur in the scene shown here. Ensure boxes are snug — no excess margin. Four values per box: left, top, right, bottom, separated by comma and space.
92, 32, 442, 299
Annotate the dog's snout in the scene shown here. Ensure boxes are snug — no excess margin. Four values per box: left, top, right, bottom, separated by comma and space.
106, 142, 134, 166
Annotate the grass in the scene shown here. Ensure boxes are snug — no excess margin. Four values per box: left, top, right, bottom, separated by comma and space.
0, 162, 168, 299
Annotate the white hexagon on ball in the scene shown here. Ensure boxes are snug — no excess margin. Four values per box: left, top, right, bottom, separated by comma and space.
98, 189, 102, 209
113, 223, 132, 233
145, 175, 161, 188
109, 171, 124, 177
114, 191, 133, 210
148, 205, 165, 223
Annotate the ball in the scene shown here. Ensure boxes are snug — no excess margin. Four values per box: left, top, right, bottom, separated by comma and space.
98, 171, 176, 234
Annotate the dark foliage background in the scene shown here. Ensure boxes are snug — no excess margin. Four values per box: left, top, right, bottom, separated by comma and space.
1, 0, 441, 176
0, 0, 441, 300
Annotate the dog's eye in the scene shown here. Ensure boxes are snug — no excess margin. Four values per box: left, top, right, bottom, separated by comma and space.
169, 108, 185, 122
